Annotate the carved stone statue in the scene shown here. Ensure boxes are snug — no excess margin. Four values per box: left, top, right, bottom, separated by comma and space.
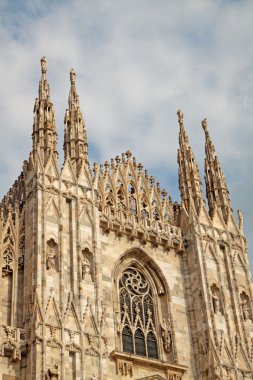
115, 306, 121, 333
242, 299, 250, 321
212, 291, 220, 314
225, 367, 235, 380
80, 144, 84, 156
46, 244, 56, 270
70, 68, 76, 84
237, 209, 244, 231
48, 133, 52, 145
46, 364, 59, 379
161, 318, 172, 352
41, 56, 47, 73
82, 257, 92, 281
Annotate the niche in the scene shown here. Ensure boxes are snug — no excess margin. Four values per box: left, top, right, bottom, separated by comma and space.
240, 291, 251, 321
81, 248, 93, 282
46, 239, 58, 271
1, 247, 14, 325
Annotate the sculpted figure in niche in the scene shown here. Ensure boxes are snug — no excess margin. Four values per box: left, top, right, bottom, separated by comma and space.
82, 249, 93, 282
80, 144, 84, 157
242, 299, 250, 321
211, 284, 222, 315
82, 257, 91, 281
46, 239, 57, 270
161, 318, 172, 352
212, 291, 220, 314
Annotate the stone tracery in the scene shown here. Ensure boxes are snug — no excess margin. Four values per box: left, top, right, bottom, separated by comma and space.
119, 265, 159, 359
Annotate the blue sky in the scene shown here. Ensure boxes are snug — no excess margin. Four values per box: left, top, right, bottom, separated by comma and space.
0, 0, 252, 265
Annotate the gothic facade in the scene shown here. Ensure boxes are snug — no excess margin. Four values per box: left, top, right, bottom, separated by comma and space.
0, 57, 252, 380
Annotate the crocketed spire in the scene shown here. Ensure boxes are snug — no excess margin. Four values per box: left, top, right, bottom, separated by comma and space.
177, 110, 203, 214
202, 118, 231, 223
32, 57, 58, 165
64, 68, 88, 174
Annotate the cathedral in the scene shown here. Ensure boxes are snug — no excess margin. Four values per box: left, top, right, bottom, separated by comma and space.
0, 57, 252, 380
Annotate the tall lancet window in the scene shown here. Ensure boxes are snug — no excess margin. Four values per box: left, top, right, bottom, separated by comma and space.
119, 265, 158, 359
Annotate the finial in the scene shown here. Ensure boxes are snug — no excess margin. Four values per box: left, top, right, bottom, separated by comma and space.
125, 150, 132, 160
70, 68, 76, 84
202, 118, 208, 134
93, 162, 98, 173
177, 109, 183, 124
41, 56, 47, 74
138, 162, 143, 172
115, 155, 121, 165
150, 176, 155, 187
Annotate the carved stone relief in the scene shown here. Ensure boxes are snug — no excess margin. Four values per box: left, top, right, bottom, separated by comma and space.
160, 318, 172, 352
2, 247, 14, 275
116, 359, 133, 377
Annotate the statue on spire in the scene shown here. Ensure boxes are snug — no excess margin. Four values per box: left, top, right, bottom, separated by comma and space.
70, 68, 76, 84
177, 109, 184, 124
202, 118, 208, 134
41, 56, 47, 75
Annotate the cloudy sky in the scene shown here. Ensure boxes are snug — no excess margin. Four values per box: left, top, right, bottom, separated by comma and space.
0, 0, 252, 265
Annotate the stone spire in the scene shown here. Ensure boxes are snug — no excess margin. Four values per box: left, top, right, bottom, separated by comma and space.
177, 110, 203, 213
32, 57, 58, 165
202, 118, 231, 222
64, 68, 88, 174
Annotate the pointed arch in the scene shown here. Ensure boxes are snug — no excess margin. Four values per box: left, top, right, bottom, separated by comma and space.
113, 248, 174, 361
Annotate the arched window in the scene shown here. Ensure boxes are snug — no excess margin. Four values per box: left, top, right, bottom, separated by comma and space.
129, 196, 137, 215
119, 265, 158, 359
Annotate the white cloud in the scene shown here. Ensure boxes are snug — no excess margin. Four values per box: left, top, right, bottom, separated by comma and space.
0, 0, 253, 262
